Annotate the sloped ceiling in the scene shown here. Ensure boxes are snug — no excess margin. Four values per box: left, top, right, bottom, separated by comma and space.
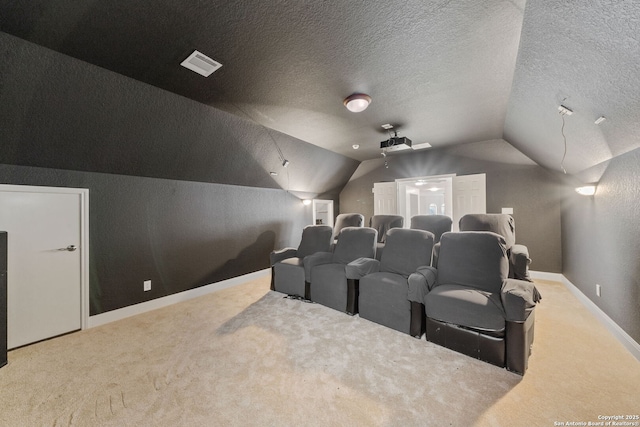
505, 0, 640, 175
0, 0, 638, 174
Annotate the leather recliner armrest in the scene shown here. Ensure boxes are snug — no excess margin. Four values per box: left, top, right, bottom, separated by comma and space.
501, 278, 541, 322
509, 244, 532, 281
345, 257, 380, 280
270, 248, 298, 265
408, 266, 438, 304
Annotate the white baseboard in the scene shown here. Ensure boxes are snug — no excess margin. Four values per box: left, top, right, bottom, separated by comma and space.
88, 268, 270, 328
529, 270, 563, 282
561, 275, 640, 362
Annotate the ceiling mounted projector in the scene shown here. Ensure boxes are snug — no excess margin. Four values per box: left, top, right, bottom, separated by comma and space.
380, 135, 412, 151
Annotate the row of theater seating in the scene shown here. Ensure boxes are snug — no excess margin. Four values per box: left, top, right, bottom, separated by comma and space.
333, 213, 533, 280
269, 214, 541, 375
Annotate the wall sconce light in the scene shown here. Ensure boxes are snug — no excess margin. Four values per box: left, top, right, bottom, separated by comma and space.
575, 185, 596, 196
343, 93, 372, 113
302, 199, 312, 206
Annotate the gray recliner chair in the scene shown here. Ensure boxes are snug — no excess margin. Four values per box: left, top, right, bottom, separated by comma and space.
347, 228, 434, 335
332, 213, 364, 244
408, 231, 541, 375
270, 225, 333, 299
410, 215, 452, 243
307, 227, 377, 313
369, 215, 404, 260
410, 215, 452, 266
459, 213, 532, 281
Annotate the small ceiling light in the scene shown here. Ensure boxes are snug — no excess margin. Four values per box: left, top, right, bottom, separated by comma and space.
269, 171, 278, 176
429, 187, 440, 192
594, 116, 606, 125
343, 93, 372, 113
282, 159, 290, 168
575, 185, 596, 196
352, 144, 360, 150
302, 199, 312, 206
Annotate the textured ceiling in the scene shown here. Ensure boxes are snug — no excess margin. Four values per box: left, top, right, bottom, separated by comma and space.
0, 0, 638, 174
505, 0, 640, 174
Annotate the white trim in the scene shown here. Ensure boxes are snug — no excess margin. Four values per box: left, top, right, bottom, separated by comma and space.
529, 270, 563, 282
88, 268, 270, 328
561, 275, 640, 361
0, 184, 90, 333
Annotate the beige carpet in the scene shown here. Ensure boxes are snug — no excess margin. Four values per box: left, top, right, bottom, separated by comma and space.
0, 277, 638, 426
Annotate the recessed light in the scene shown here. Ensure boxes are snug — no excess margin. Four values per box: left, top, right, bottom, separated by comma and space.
269, 171, 278, 176
381, 124, 394, 130
352, 144, 360, 150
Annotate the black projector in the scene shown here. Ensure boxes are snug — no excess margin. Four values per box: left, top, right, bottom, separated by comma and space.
380, 136, 412, 150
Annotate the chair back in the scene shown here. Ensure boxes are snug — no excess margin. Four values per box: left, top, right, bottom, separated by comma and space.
369, 215, 404, 243
437, 231, 508, 293
380, 228, 434, 277
459, 214, 515, 249
410, 215, 452, 243
297, 225, 333, 258
332, 227, 377, 265
332, 213, 364, 241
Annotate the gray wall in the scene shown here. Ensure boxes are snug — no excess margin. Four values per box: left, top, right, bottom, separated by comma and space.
0, 32, 359, 315
562, 147, 640, 344
0, 164, 311, 315
340, 140, 565, 273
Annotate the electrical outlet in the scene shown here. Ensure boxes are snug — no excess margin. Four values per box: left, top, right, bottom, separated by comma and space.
596, 284, 601, 297
144, 280, 152, 292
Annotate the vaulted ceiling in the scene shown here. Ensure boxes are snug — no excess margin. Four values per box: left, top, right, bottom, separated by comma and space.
1, 0, 638, 175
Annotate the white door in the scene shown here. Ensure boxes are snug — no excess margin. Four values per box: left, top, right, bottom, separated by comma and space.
0, 185, 88, 349
452, 174, 486, 231
373, 182, 397, 215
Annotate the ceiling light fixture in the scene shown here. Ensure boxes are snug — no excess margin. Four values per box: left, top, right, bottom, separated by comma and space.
575, 185, 596, 196
352, 144, 360, 150
282, 159, 290, 168
595, 116, 606, 125
343, 93, 372, 113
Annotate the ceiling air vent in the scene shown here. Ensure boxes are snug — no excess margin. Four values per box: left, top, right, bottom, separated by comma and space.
180, 50, 222, 77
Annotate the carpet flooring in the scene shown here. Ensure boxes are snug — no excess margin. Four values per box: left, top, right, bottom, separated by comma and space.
0, 277, 638, 426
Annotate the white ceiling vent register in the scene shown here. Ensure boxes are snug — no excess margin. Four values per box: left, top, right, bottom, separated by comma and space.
180, 50, 222, 77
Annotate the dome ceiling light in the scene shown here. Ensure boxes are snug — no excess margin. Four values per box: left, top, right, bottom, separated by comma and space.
343, 93, 372, 113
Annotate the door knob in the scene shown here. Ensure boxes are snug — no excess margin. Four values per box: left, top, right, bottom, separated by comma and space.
59, 245, 77, 252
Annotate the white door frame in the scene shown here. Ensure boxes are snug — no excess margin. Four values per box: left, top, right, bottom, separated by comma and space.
0, 184, 90, 331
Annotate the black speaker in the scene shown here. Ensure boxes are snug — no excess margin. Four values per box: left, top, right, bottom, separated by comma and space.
1, 232, 7, 368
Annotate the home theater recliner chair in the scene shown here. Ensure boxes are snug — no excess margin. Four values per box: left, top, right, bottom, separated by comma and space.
348, 228, 434, 335
307, 226, 377, 313
270, 225, 333, 299
409, 231, 541, 375
459, 213, 532, 281
369, 214, 404, 260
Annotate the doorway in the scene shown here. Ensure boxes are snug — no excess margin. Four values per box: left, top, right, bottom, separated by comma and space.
0, 185, 89, 349
396, 175, 454, 226
312, 199, 334, 227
